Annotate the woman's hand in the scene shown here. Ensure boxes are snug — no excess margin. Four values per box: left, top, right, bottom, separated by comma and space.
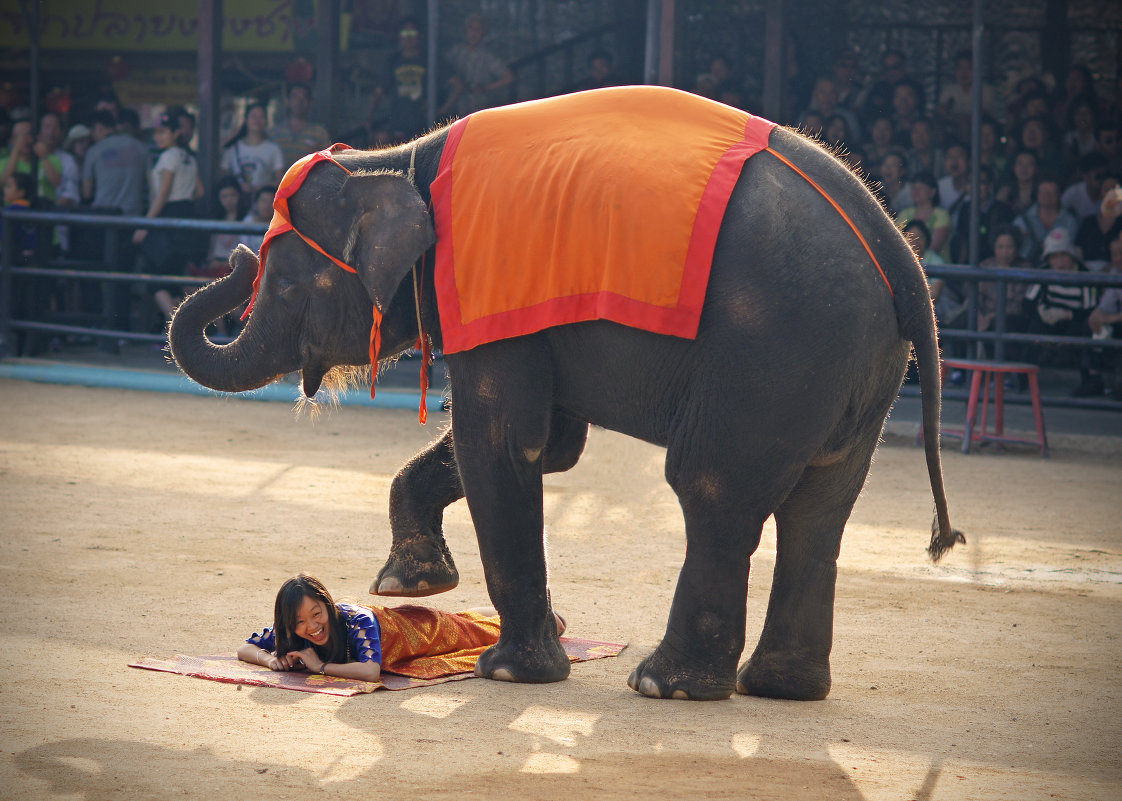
132, 229, 148, 245
286, 647, 325, 673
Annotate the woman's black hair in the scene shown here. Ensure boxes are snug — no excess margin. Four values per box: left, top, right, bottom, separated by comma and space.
212, 175, 248, 218
223, 101, 269, 150
902, 218, 932, 248
911, 170, 940, 205
273, 574, 350, 665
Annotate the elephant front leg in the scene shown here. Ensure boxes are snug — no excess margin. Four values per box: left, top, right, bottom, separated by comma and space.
372, 429, 463, 596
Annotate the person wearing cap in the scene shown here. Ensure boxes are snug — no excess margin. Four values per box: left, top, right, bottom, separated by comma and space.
1024, 227, 1103, 395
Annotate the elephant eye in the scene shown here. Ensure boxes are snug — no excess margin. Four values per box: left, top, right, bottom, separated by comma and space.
274, 276, 296, 295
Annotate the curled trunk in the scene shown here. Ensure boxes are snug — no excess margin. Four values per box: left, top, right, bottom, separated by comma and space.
168, 245, 298, 393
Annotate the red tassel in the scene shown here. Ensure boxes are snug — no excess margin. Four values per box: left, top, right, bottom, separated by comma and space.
369, 310, 382, 400
417, 335, 431, 424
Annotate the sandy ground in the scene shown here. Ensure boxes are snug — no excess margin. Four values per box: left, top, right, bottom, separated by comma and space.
0, 378, 1119, 801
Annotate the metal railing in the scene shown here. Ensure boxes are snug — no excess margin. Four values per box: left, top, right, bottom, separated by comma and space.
2, 206, 1120, 411
0, 207, 266, 356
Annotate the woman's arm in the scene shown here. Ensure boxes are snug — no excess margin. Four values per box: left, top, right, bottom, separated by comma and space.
286, 646, 380, 682
132, 168, 174, 244
236, 642, 285, 671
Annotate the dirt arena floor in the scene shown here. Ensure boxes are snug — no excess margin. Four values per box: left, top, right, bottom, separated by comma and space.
1, 378, 1119, 801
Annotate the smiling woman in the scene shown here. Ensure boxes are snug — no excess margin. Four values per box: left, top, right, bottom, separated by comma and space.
235, 573, 566, 683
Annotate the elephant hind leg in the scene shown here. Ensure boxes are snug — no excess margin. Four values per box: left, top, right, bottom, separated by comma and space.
737, 432, 880, 700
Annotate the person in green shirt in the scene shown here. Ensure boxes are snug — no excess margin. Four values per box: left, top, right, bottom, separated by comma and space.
0, 118, 62, 204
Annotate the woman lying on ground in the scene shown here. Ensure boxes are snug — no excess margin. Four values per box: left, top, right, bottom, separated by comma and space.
237, 573, 565, 682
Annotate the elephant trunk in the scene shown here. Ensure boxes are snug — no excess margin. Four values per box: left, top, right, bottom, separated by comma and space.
168, 245, 297, 393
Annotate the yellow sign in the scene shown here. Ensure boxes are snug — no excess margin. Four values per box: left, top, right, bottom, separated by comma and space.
1, 0, 334, 52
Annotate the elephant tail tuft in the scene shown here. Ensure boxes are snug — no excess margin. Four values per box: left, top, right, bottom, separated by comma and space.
927, 511, 966, 562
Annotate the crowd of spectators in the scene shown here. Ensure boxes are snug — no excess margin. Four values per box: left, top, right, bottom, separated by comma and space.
1, 17, 1120, 397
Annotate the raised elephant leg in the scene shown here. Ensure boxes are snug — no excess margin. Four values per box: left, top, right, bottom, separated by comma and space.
446, 339, 571, 683
372, 411, 589, 597
737, 432, 881, 700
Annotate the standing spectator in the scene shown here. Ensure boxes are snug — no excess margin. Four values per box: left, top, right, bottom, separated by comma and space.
269, 84, 331, 169
1014, 176, 1080, 264
1074, 177, 1122, 270
0, 118, 62, 204
906, 118, 942, 177
567, 49, 623, 93
116, 107, 143, 141
875, 151, 912, 215
1, 171, 39, 261
221, 101, 284, 205
166, 106, 197, 153
936, 50, 1003, 142
37, 112, 79, 209
132, 111, 205, 321
368, 17, 430, 142
81, 109, 149, 217
998, 149, 1040, 216
62, 124, 92, 194
1062, 152, 1111, 222
438, 14, 514, 118
898, 172, 952, 260
949, 165, 1015, 264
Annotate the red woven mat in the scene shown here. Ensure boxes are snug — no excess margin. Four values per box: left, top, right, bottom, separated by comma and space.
129, 637, 627, 696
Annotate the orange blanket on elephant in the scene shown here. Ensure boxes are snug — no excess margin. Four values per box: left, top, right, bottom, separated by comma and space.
430, 86, 777, 354
373, 605, 501, 679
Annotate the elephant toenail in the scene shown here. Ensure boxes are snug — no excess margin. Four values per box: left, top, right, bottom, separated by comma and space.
735, 681, 747, 695
671, 689, 689, 700
491, 668, 516, 682
373, 577, 403, 594
638, 677, 661, 697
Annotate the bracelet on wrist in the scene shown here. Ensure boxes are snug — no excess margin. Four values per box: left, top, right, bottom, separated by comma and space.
319, 662, 329, 675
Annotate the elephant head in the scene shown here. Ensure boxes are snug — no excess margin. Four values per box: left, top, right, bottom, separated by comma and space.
169, 155, 436, 399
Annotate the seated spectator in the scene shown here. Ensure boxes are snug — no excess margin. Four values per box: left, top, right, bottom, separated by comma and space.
1063, 96, 1101, 171
949, 165, 1015, 264
221, 101, 284, 206
1075, 181, 1122, 270
857, 49, 909, 122
980, 118, 1007, 178
799, 75, 862, 143
1, 171, 39, 261
1015, 115, 1065, 179
241, 184, 275, 254
890, 79, 925, 142
568, 48, 623, 93
937, 141, 971, 218
822, 113, 854, 151
902, 218, 963, 328
875, 151, 912, 215
1023, 228, 1101, 395
1097, 120, 1121, 175
1014, 176, 1079, 264
800, 110, 824, 140
0, 117, 62, 205
1052, 64, 1100, 131
1062, 151, 1111, 222
1005, 74, 1047, 128
863, 115, 897, 174
708, 55, 745, 106
898, 172, 952, 260
195, 176, 246, 280
1087, 231, 1122, 397
998, 149, 1039, 216
977, 225, 1032, 366
905, 118, 942, 178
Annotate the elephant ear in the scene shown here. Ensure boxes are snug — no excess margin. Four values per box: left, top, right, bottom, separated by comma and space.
343, 172, 435, 313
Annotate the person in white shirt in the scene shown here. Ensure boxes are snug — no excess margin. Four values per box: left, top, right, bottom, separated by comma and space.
221, 101, 284, 206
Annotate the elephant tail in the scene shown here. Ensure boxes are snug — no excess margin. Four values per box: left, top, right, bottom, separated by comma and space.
904, 280, 967, 562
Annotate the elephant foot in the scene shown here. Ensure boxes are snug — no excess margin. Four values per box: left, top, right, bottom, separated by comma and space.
370, 540, 459, 597
736, 650, 831, 701
473, 635, 570, 684
627, 644, 735, 701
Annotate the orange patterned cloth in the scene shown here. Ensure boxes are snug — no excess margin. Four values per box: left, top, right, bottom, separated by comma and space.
373, 605, 501, 680
431, 86, 777, 354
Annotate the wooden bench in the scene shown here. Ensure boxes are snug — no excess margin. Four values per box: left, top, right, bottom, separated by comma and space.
921, 358, 1049, 457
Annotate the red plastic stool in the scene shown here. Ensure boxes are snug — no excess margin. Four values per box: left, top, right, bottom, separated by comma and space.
931, 359, 1049, 457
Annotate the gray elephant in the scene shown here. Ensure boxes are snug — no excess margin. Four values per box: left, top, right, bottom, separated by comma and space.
170, 87, 963, 702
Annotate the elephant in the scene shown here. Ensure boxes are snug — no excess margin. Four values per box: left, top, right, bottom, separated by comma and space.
169, 87, 963, 702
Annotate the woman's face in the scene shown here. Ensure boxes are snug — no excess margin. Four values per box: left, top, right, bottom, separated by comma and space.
872, 118, 892, 146
1022, 120, 1044, 149
247, 105, 268, 133
219, 186, 241, 213
912, 180, 934, 204
255, 191, 273, 219
880, 154, 903, 183
153, 125, 175, 149
910, 121, 931, 150
1037, 181, 1060, 208
1013, 152, 1037, 182
292, 594, 331, 647
993, 234, 1017, 265
825, 117, 847, 143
